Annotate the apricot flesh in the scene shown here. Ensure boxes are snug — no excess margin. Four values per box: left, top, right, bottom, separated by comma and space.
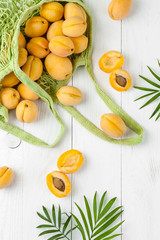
0, 166, 13, 189
18, 32, 26, 48
0, 88, 20, 110
47, 20, 64, 41
18, 83, 39, 101
25, 16, 48, 37
108, 0, 132, 20
22, 56, 43, 81
45, 53, 73, 81
18, 48, 28, 67
99, 51, 124, 73
49, 36, 74, 57
56, 86, 82, 106
62, 16, 87, 37
27, 37, 50, 59
16, 100, 38, 123
57, 149, 84, 174
1, 72, 20, 87
64, 3, 87, 21
70, 35, 88, 54
109, 69, 132, 92
101, 113, 127, 138
46, 171, 71, 198
40, 2, 64, 22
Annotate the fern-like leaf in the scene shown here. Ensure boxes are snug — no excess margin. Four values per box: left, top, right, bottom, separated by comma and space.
84, 196, 93, 231
93, 191, 98, 224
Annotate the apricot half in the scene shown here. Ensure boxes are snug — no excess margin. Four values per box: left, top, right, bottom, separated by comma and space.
62, 16, 87, 37
64, 3, 87, 21
57, 149, 84, 174
0, 166, 13, 189
47, 20, 64, 42
40, 2, 64, 22
108, 0, 132, 20
46, 171, 71, 198
1, 72, 20, 87
18, 32, 26, 48
22, 56, 43, 81
18, 48, 28, 67
16, 100, 38, 123
99, 51, 124, 73
109, 69, 132, 91
25, 16, 48, 37
17, 83, 39, 101
49, 36, 74, 57
0, 88, 20, 110
27, 37, 50, 59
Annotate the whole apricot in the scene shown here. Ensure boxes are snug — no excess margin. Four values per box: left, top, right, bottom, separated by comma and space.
18, 32, 26, 48
16, 100, 38, 123
18, 83, 39, 101
45, 53, 73, 81
0, 167, 13, 189
18, 48, 28, 67
40, 2, 64, 22
46, 171, 71, 198
62, 16, 87, 37
47, 20, 64, 41
27, 37, 50, 59
56, 86, 82, 106
109, 69, 132, 92
22, 56, 43, 81
1, 72, 20, 87
25, 16, 48, 37
49, 36, 74, 57
101, 113, 127, 138
0, 88, 20, 110
99, 51, 124, 73
64, 3, 87, 21
108, 0, 132, 20
70, 35, 88, 54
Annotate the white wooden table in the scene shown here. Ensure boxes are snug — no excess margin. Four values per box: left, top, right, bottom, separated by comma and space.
1, 0, 160, 239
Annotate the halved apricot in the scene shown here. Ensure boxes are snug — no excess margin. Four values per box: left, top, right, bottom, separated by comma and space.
99, 51, 124, 73
57, 149, 84, 174
46, 171, 71, 198
109, 69, 132, 92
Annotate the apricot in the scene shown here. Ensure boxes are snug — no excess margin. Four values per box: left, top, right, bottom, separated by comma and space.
17, 83, 39, 101
49, 36, 74, 57
100, 113, 127, 138
99, 51, 124, 73
56, 86, 82, 106
40, 2, 64, 22
108, 0, 132, 20
0, 88, 20, 110
18, 48, 28, 67
57, 149, 84, 174
18, 32, 26, 48
70, 35, 88, 54
25, 16, 48, 37
46, 171, 71, 198
62, 17, 87, 37
27, 37, 50, 59
22, 56, 43, 81
0, 167, 13, 189
1, 72, 20, 87
16, 100, 38, 123
64, 3, 87, 21
109, 69, 132, 92
45, 53, 73, 81
47, 20, 64, 42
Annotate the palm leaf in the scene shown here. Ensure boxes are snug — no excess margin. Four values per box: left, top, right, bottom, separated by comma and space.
98, 191, 107, 217
147, 66, 160, 82
140, 92, 160, 109
134, 86, 158, 92
84, 196, 93, 231
62, 215, 72, 233
37, 212, 52, 223
43, 206, 52, 223
98, 197, 117, 220
150, 103, 160, 119
47, 234, 64, 240
156, 112, 160, 120
65, 226, 77, 236
103, 234, 122, 240
71, 213, 86, 240
134, 91, 156, 101
37, 224, 55, 229
139, 75, 160, 89
93, 192, 97, 224
39, 229, 59, 237
58, 205, 61, 230
158, 59, 160, 68
52, 205, 56, 225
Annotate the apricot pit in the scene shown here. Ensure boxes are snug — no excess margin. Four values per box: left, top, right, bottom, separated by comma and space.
109, 69, 132, 91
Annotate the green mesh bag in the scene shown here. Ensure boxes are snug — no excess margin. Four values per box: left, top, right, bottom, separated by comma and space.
0, 0, 144, 147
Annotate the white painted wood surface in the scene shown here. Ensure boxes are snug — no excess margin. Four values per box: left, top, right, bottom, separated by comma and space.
0, 0, 160, 239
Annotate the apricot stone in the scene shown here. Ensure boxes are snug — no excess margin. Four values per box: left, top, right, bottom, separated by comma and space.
18, 32, 26, 48
47, 20, 64, 42
108, 0, 132, 20
18, 83, 39, 101
16, 100, 38, 123
70, 35, 88, 54
109, 69, 132, 92
0, 167, 13, 189
1, 72, 20, 87
18, 48, 28, 67
40, 2, 64, 22
56, 86, 82, 106
27, 37, 50, 59
64, 3, 87, 21
22, 56, 43, 81
0, 88, 20, 110
25, 16, 48, 37
62, 16, 87, 37
49, 36, 74, 57
45, 53, 73, 81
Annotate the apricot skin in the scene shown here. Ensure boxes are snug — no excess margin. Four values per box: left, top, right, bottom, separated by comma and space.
49, 36, 74, 57
56, 86, 82, 106
70, 35, 88, 54
27, 37, 50, 59
62, 16, 87, 37
1, 72, 20, 87
40, 2, 64, 22
47, 20, 64, 42
46, 171, 71, 198
18, 32, 26, 48
0, 167, 13, 189
57, 149, 84, 174
45, 53, 73, 81
0, 88, 20, 110
18, 83, 39, 101
18, 48, 28, 67
25, 16, 48, 37
99, 51, 124, 73
109, 69, 132, 92
108, 0, 132, 20
101, 113, 127, 138
16, 100, 38, 123
22, 56, 43, 81
64, 3, 87, 21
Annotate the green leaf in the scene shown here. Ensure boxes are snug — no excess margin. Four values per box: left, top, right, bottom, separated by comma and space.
62, 215, 72, 233
158, 59, 160, 68
140, 92, 160, 109
39, 229, 59, 236
103, 234, 122, 240
37, 212, 52, 223
150, 103, 160, 119
58, 205, 61, 230
134, 92, 156, 102
37, 224, 54, 229
84, 196, 93, 231
43, 206, 52, 223
47, 234, 64, 240
139, 75, 160, 89
52, 205, 56, 225
93, 191, 97, 224
72, 213, 86, 240
134, 86, 158, 92
98, 197, 117, 220
147, 66, 160, 82
98, 191, 107, 217
156, 112, 160, 121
